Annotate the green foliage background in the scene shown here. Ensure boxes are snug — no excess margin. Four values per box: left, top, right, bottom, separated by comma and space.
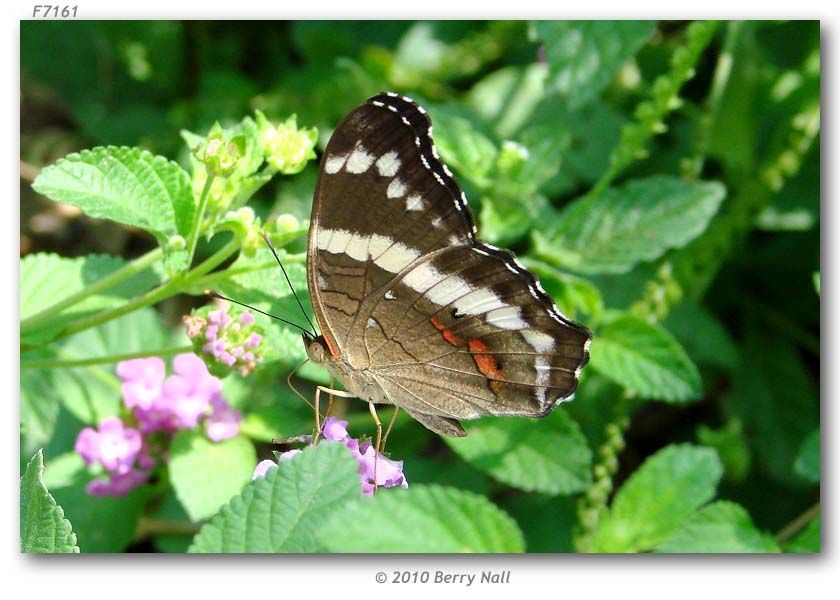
20, 20, 819, 553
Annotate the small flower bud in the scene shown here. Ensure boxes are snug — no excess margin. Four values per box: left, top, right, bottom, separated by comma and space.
275, 213, 300, 234
168, 234, 187, 251
255, 110, 318, 175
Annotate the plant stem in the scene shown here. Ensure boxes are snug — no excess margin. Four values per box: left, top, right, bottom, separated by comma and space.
190, 252, 306, 289
21, 345, 194, 369
21, 247, 164, 333
135, 517, 202, 539
185, 172, 216, 267
48, 239, 239, 343
776, 502, 819, 544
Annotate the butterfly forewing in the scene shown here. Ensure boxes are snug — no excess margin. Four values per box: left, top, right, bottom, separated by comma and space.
307, 92, 591, 434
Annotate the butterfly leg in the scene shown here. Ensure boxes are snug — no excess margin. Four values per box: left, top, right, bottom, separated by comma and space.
367, 401, 383, 494
381, 407, 400, 455
314, 386, 355, 445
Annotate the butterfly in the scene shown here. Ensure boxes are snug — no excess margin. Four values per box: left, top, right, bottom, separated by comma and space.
303, 92, 591, 438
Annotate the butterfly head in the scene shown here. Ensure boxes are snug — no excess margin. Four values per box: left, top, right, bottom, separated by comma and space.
303, 334, 330, 365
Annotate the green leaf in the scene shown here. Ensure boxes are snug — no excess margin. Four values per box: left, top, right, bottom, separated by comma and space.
503, 493, 577, 552
189, 442, 361, 552
697, 418, 751, 482
593, 444, 722, 552
729, 332, 818, 485
534, 176, 726, 275
589, 313, 702, 402
656, 501, 780, 553
783, 514, 820, 553
531, 20, 656, 108
20, 356, 60, 461
318, 484, 524, 553
20, 253, 161, 343
50, 479, 148, 552
32, 146, 195, 241
169, 430, 256, 522
522, 258, 604, 321
20, 450, 79, 553
665, 300, 740, 371
794, 429, 820, 483
50, 308, 169, 424
467, 63, 548, 138
530, 98, 625, 195
445, 408, 591, 496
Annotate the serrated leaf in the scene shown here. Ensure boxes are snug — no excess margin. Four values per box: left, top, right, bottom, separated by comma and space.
32, 146, 195, 241
445, 409, 591, 496
20, 450, 79, 553
593, 444, 722, 552
794, 429, 820, 483
589, 314, 702, 402
532, 20, 656, 108
20, 253, 161, 344
318, 484, 524, 553
534, 177, 726, 275
189, 442, 361, 552
656, 501, 780, 553
783, 514, 820, 553
169, 430, 256, 522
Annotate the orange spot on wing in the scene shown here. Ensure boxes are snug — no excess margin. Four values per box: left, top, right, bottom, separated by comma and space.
431, 316, 462, 346
468, 338, 505, 393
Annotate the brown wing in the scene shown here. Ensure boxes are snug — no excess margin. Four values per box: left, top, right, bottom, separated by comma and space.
308, 93, 476, 358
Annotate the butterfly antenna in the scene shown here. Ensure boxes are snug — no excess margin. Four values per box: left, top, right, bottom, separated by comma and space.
261, 232, 319, 336
205, 291, 314, 338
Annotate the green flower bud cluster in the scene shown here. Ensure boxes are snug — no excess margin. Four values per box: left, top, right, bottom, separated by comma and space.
255, 111, 318, 175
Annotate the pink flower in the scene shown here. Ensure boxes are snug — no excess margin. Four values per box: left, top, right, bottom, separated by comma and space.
356, 441, 408, 491
161, 354, 221, 429
322, 417, 349, 442
187, 306, 264, 376
74, 417, 143, 474
252, 459, 278, 480
205, 395, 242, 442
117, 357, 166, 410
86, 469, 149, 497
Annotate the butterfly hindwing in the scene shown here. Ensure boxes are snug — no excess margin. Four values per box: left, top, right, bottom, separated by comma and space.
359, 245, 591, 418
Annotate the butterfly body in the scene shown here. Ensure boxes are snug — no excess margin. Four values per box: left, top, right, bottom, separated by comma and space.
305, 92, 591, 437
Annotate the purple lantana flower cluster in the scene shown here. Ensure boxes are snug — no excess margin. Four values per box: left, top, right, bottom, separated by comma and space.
183, 306, 263, 376
253, 417, 408, 496
74, 353, 242, 497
